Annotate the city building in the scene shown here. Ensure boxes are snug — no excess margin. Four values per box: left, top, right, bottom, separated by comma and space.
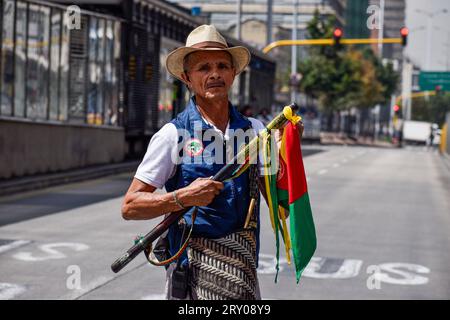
166, 0, 347, 107
168, 0, 347, 44
369, 0, 406, 61
345, 0, 369, 39
0, 0, 275, 180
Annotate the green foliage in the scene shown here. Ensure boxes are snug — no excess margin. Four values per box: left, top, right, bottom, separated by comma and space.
362, 48, 399, 101
411, 93, 450, 126
297, 10, 399, 112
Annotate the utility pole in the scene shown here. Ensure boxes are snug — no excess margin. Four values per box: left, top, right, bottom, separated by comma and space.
373, 0, 384, 141
401, 57, 413, 121
236, 0, 242, 40
291, 0, 299, 102
377, 0, 385, 57
267, 0, 273, 46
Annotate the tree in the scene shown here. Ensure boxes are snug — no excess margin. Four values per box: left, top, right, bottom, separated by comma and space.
362, 48, 399, 104
298, 10, 399, 115
410, 93, 450, 126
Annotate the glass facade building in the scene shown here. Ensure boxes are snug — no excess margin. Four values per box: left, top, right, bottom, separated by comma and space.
0, 0, 123, 126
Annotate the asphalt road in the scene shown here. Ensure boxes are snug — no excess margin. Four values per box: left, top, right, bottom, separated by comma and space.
1, 145, 449, 300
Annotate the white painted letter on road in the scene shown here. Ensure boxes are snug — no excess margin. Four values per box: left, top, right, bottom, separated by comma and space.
13, 242, 89, 262
373, 263, 430, 285
0, 283, 26, 300
302, 257, 363, 279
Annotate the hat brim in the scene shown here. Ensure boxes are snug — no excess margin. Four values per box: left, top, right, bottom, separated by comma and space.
165, 46, 251, 82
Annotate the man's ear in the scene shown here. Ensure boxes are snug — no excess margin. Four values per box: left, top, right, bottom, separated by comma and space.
231, 67, 237, 81
181, 72, 191, 86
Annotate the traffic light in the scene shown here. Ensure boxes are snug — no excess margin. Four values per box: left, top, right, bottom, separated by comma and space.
393, 104, 401, 116
400, 27, 408, 46
333, 28, 343, 46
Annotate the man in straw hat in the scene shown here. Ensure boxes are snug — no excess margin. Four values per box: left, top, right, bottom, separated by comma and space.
122, 25, 302, 300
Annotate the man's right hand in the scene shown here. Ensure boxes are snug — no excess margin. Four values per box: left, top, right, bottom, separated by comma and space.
179, 178, 224, 207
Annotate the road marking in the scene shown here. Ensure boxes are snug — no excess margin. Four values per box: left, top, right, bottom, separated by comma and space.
0, 283, 26, 300
258, 254, 362, 279
372, 263, 430, 285
141, 294, 166, 300
0, 240, 31, 254
318, 169, 328, 175
257, 254, 430, 286
13, 242, 89, 262
303, 257, 363, 279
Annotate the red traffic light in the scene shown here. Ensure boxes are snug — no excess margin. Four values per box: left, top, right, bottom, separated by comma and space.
400, 27, 408, 46
393, 105, 400, 112
333, 28, 343, 38
333, 28, 343, 46
400, 27, 409, 37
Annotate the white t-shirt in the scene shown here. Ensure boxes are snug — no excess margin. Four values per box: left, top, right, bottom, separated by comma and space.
134, 117, 266, 189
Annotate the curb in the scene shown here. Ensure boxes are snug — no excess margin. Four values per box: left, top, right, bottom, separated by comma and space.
0, 161, 140, 197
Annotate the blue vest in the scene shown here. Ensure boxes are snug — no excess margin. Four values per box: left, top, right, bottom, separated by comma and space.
164, 97, 261, 267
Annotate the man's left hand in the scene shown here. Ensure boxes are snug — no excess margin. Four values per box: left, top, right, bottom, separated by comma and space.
275, 121, 304, 149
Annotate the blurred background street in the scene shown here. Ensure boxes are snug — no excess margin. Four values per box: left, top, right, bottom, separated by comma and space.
1, 0, 450, 300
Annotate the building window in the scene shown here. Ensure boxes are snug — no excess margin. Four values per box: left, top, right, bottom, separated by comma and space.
103, 20, 114, 125
14, 1, 27, 118
67, 15, 88, 123
49, 9, 61, 121
58, 10, 69, 121
1, 2, 121, 126
96, 19, 106, 125
87, 17, 98, 124
26, 4, 50, 120
111, 21, 122, 126
1, 0, 15, 116
86, 17, 120, 126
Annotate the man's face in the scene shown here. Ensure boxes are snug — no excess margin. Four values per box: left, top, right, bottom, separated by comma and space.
181, 50, 236, 101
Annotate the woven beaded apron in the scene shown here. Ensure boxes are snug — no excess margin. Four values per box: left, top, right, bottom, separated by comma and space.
186, 164, 260, 300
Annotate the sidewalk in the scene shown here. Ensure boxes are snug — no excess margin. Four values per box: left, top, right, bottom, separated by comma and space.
320, 132, 395, 148
0, 160, 140, 197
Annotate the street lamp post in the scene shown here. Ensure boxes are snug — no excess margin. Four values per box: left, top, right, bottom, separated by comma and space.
416, 8, 448, 70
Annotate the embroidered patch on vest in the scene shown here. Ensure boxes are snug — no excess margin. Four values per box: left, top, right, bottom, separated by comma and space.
184, 138, 204, 157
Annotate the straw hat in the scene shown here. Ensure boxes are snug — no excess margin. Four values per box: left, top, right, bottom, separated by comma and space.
166, 25, 251, 81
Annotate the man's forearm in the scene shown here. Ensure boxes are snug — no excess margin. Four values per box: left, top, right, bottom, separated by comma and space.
122, 189, 190, 220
